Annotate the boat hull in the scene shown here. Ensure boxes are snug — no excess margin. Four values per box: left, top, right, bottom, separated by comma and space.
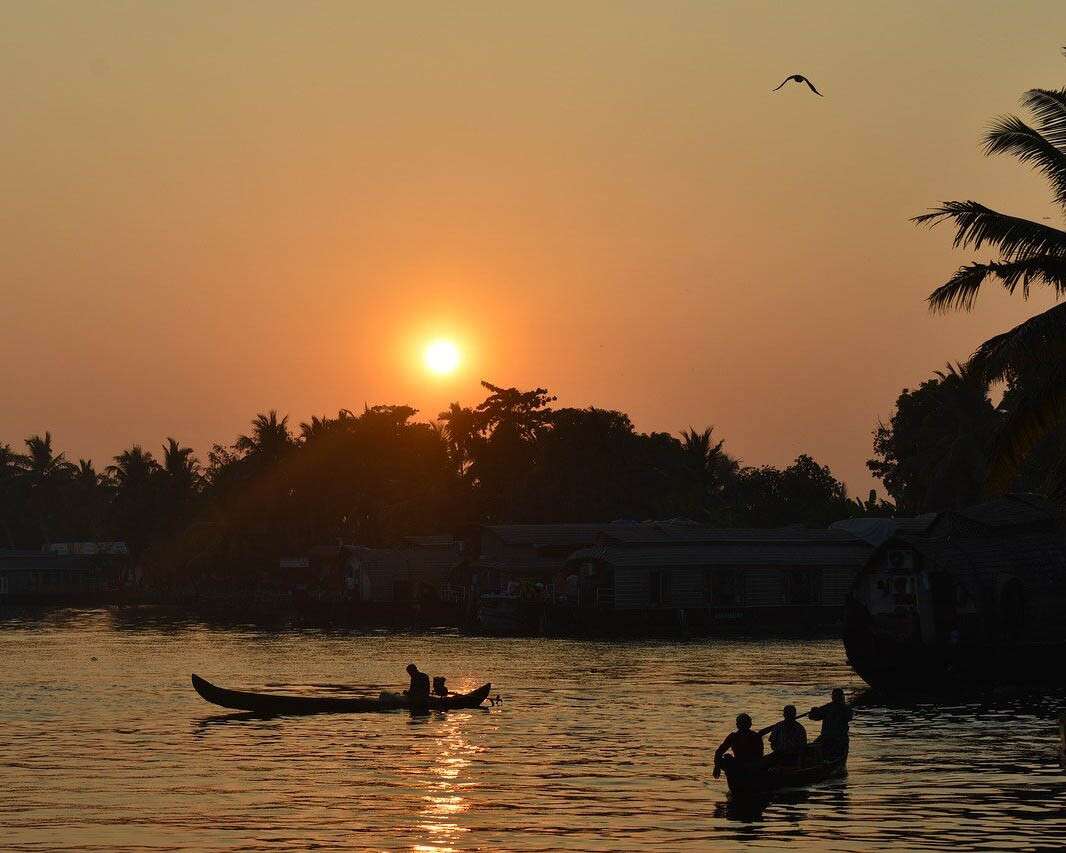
844, 601, 1066, 692
723, 751, 847, 798
191, 673, 491, 715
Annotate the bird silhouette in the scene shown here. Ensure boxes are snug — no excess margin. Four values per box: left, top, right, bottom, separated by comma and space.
773, 74, 823, 96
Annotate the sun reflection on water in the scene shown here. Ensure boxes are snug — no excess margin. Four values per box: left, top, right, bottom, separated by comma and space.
413, 714, 481, 853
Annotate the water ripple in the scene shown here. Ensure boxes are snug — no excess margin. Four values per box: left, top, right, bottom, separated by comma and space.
0, 609, 1063, 851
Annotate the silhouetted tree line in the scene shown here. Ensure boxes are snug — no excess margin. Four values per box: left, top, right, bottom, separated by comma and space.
869, 366, 1065, 514
872, 59, 1066, 514
0, 381, 885, 583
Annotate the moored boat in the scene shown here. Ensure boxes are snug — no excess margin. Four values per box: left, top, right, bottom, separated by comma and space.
722, 748, 848, 797
191, 673, 491, 715
842, 495, 1066, 692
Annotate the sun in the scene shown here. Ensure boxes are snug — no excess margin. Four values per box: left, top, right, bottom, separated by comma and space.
424, 339, 461, 375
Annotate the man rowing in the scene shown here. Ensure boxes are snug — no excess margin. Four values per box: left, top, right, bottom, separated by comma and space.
809, 688, 852, 758
767, 704, 807, 767
712, 713, 764, 778
405, 662, 431, 712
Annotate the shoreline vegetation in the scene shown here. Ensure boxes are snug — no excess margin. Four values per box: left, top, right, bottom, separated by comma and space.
6, 66, 1066, 617
2, 381, 895, 592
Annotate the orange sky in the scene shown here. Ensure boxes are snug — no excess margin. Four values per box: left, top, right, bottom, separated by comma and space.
3, 1, 1065, 495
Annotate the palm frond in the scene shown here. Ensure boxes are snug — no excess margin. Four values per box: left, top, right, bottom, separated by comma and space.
984, 114, 1066, 207
926, 255, 1066, 312
914, 201, 1066, 261
1021, 87, 1066, 151
970, 300, 1066, 382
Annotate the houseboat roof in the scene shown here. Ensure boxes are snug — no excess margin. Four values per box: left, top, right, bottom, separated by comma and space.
877, 528, 1066, 591
482, 524, 614, 546
349, 543, 464, 574
482, 520, 861, 547
0, 551, 99, 571
952, 493, 1059, 529
567, 537, 873, 570
601, 525, 863, 545
401, 534, 457, 547
833, 494, 1059, 547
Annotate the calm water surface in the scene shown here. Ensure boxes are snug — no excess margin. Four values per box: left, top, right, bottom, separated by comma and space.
1, 609, 1063, 851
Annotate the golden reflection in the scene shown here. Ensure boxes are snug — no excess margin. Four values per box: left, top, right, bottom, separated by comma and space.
412, 715, 481, 853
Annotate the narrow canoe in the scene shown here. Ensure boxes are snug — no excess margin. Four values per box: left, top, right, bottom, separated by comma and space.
191, 673, 491, 715
723, 750, 847, 797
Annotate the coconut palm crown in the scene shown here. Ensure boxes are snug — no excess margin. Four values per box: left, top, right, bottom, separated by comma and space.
915, 77, 1066, 493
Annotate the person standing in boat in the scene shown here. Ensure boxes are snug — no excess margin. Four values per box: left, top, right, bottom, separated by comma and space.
768, 704, 807, 767
405, 663, 431, 712
809, 688, 852, 757
712, 713, 764, 778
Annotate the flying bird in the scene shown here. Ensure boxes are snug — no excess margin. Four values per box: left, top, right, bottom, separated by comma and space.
773, 74, 823, 96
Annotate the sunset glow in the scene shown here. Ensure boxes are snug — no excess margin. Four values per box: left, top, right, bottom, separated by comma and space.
424, 340, 461, 376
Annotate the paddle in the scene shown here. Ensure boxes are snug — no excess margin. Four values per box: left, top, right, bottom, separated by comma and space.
757, 710, 810, 738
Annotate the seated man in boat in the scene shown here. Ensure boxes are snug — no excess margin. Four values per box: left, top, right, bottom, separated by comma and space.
809, 688, 852, 758
768, 704, 807, 767
405, 663, 431, 711
712, 713, 764, 778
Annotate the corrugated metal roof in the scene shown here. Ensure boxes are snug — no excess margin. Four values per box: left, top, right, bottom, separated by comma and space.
832, 495, 1057, 544
402, 535, 456, 547
483, 524, 613, 546
0, 551, 97, 571
603, 524, 862, 545
350, 544, 463, 574
568, 540, 872, 569
895, 529, 1066, 592
953, 493, 1058, 529
893, 513, 940, 535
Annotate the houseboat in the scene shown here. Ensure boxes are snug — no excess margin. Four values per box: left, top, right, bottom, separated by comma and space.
562, 524, 873, 634
842, 494, 1066, 691
0, 542, 129, 605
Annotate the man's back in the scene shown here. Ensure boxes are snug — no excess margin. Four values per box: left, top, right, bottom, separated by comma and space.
410, 670, 430, 698
724, 729, 764, 762
812, 702, 852, 741
771, 720, 807, 756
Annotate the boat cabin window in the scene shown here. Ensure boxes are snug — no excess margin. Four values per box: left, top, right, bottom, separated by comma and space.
703, 569, 740, 605
876, 574, 916, 605
1000, 579, 1025, 641
784, 568, 820, 605
649, 570, 671, 606
392, 580, 412, 602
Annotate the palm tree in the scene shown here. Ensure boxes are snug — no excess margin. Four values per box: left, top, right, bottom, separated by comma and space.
22, 432, 73, 482
235, 410, 293, 462
437, 402, 480, 473
161, 438, 199, 492
680, 426, 740, 520
74, 459, 100, 487
299, 415, 330, 443
108, 446, 159, 488
916, 72, 1066, 492
298, 410, 356, 443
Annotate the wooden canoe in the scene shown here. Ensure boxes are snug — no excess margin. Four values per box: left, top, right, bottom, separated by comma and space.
191, 673, 491, 715
723, 748, 847, 797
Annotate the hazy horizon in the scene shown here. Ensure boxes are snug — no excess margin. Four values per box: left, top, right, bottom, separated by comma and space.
5, 1, 1066, 496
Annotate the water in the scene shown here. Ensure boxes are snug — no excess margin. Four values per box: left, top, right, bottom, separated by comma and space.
1, 609, 1063, 851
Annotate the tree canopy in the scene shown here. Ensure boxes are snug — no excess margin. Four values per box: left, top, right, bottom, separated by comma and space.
0, 381, 875, 587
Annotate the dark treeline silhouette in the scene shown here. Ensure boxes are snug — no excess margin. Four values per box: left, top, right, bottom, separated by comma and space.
0, 381, 886, 585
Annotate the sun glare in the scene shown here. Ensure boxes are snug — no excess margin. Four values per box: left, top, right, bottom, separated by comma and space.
424, 339, 461, 375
